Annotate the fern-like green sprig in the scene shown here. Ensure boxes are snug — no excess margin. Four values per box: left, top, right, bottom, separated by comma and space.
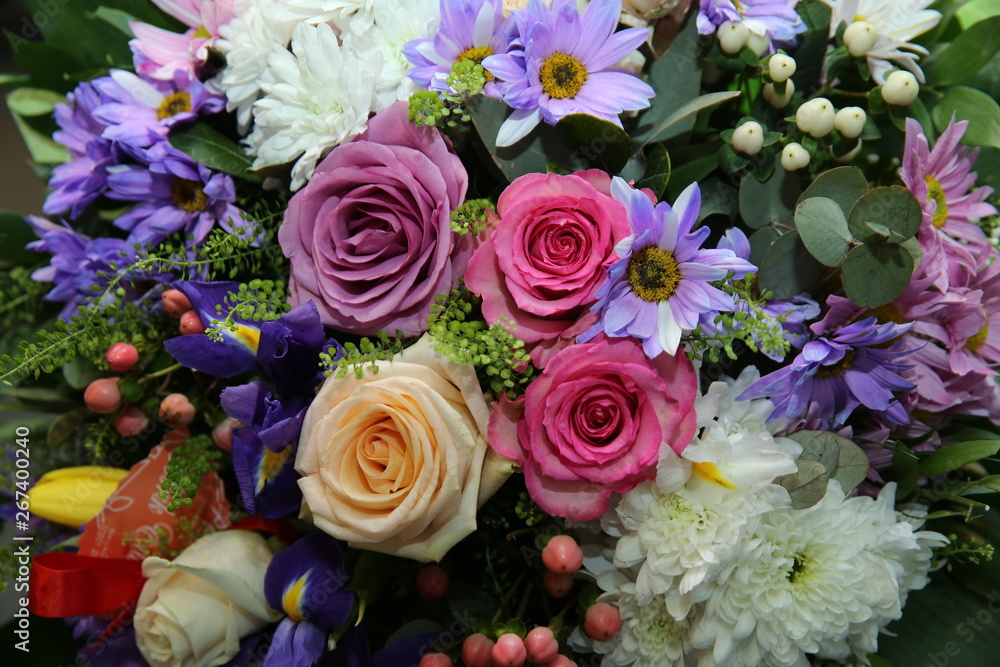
205, 279, 292, 342
159, 434, 224, 512
319, 331, 405, 380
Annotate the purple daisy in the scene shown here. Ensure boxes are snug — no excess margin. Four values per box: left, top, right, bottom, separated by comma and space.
92, 68, 224, 151
404, 0, 513, 98
697, 0, 805, 52
739, 317, 917, 429
481, 0, 654, 147
263, 533, 354, 667
579, 178, 756, 358
44, 80, 121, 219
25, 216, 137, 319
106, 147, 245, 246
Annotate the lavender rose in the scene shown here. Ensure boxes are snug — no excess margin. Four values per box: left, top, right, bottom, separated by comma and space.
278, 101, 472, 336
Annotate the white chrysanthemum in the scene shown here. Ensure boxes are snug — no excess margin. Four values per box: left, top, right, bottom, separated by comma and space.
341, 0, 439, 111
277, 0, 377, 34
246, 21, 379, 190
614, 480, 792, 615
825, 0, 941, 83
570, 564, 692, 667
217, 0, 298, 133
692, 480, 943, 667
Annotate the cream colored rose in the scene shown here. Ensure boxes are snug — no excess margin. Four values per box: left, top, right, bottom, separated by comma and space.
134, 530, 282, 667
295, 334, 512, 562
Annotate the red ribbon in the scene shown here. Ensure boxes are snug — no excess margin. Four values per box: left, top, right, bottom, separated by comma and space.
232, 514, 299, 545
29, 553, 146, 618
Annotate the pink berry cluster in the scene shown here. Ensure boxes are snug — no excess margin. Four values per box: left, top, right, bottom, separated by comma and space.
541, 535, 582, 598
81, 288, 237, 449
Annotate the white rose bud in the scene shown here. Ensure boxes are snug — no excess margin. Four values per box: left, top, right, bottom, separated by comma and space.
881, 71, 919, 105
834, 107, 867, 139
718, 21, 749, 55
747, 30, 770, 57
796, 98, 836, 138
781, 142, 810, 171
843, 20, 879, 58
732, 121, 765, 155
768, 54, 796, 83
763, 79, 795, 108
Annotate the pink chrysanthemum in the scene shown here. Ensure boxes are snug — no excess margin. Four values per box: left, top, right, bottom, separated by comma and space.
901, 117, 997, 288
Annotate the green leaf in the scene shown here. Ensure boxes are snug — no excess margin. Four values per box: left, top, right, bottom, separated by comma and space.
797, 166, 869, 218
467, 95, 574, 182
6, 97, 70, 165
748, 226, 779, 266
632, 16, 703, 145
887, 443, 919, 498
794, 0, 833, 90
777, 459, 829, 509
918, 440, 1000, 476
847, 186, 923, 243
790, 430, 841, 475
932, 85, 1000, 148
929, 16, 1000, 86
62, 357, 100, 390
637, 91, 742, 150
635, 144, 671, 200
47, 410, 88, 447
757, 230, 828, 299
0, 73, 31, 88
555, 113, 631, 175
0, 212, 40, 266
957, 0, 1000, 29
169, 124, 262, 182
794, 197, 854, 267
718, 143, 750, 173
89, 6, 138, 37
899, 236, 923, 269
841, 243, 914, 308
738, 165, 800, 229
6, 87, 65, 117
664, 143, 721, 201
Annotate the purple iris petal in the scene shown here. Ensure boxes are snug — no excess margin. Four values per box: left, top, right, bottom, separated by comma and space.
264, 533, 354, 632
223, 382, 305, 518
263, 618, 328, 667
739, 317, 917, 428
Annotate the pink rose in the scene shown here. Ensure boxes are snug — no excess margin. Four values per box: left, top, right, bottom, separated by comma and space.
278, 101, 471, 336
489, 336, 698, 521
464, 171, 634, 366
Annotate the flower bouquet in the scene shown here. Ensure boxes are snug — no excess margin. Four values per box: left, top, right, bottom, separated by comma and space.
2, 0, 1000, 665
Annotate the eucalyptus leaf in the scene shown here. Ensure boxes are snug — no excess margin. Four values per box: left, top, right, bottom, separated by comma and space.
777, 460, 829, 509
794, 197, 854, 267
62, 357, 100, 390
169, 124, 262, 182
6, 87, 65, 117
556, 113, 631, 174
738, 165, 800, 229
932, 85, 1000, 148
899, 236, 923, 269
89, 6, 138, 37
748, 226, 779, 266
847, 186, 922, 243
918, 440, 1000, 476
841, 243, 913, 308
797, 166, 869, 218
833, 439, 870, 492
793, 0, 833, 89
757, 231, 828, 299
790, 430, 841, 475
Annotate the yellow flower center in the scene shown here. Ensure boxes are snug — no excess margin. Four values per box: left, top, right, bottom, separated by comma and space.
864, 303, 906, 325
540, 52, 588, 99
626, 247, 681, 302
458, 45, 495, 82
171, 178, 209, 213
282, 574, 309, 622
924, 174, 949, 228
157, 92, 192, 120
256, 446, 292, 494
691, 461, 737, 489
966, 321, 989, 353
814, 350, 856, 378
